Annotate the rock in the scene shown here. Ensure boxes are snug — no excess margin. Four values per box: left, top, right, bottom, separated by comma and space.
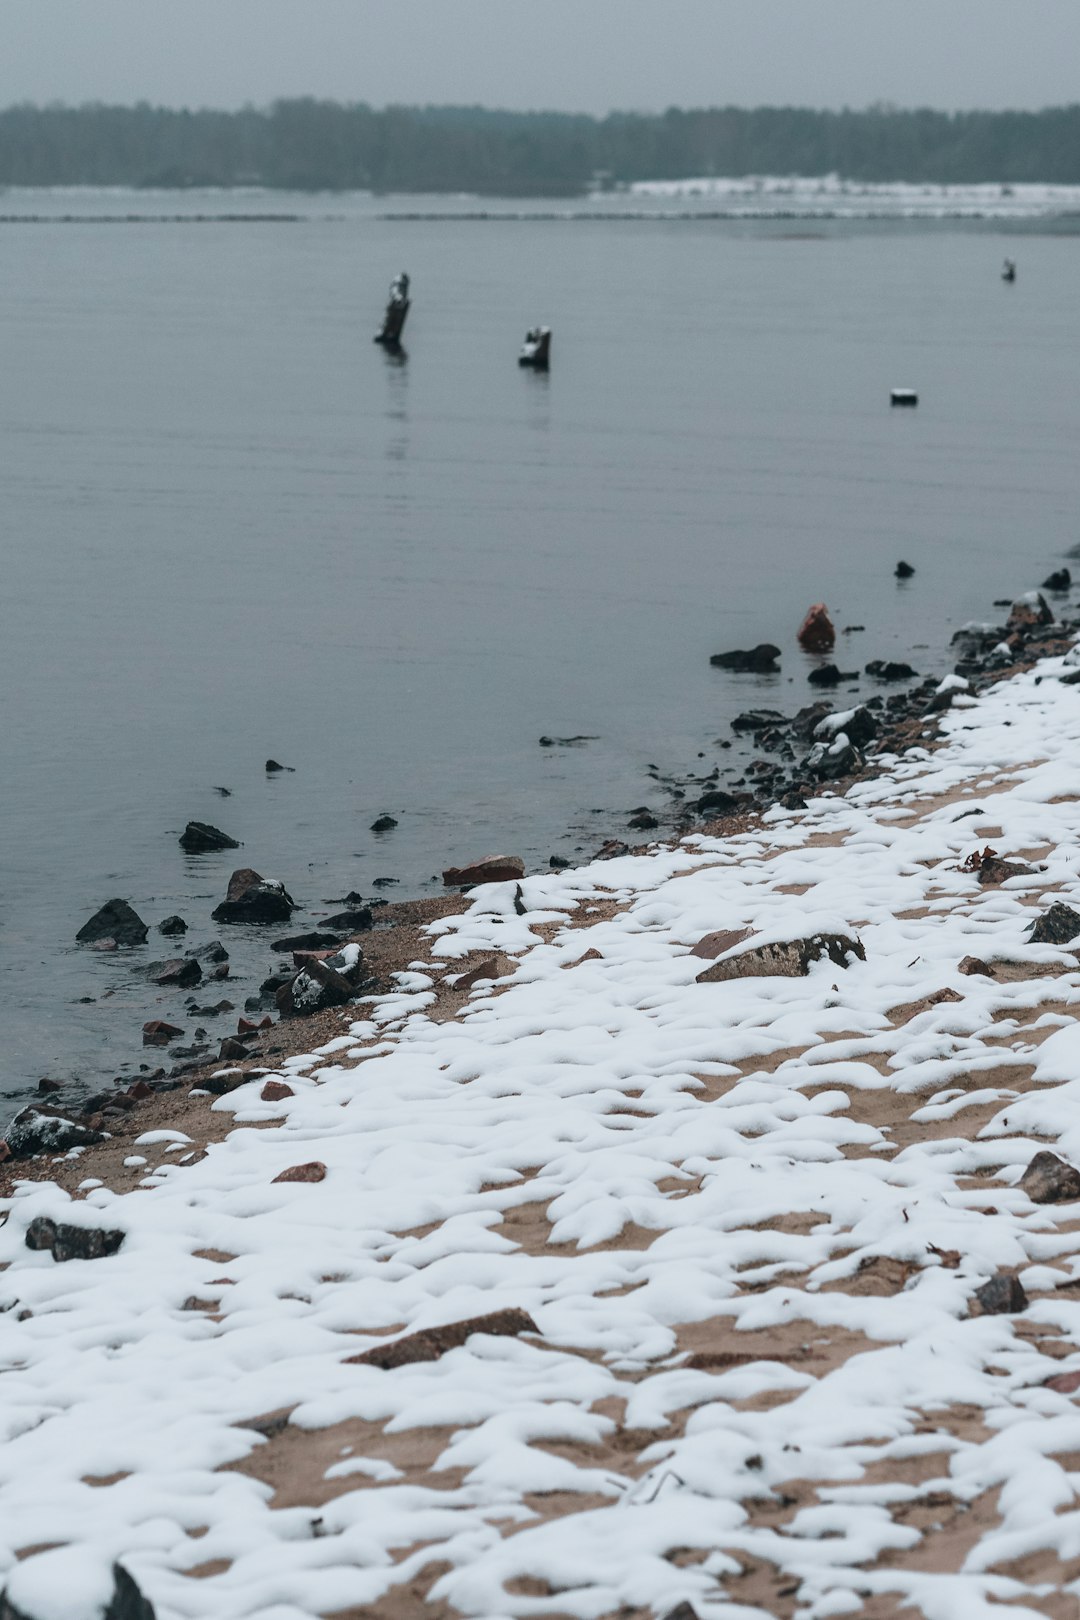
690, 928, 753, 960
1060, 669, 1080, 688
895, 560, 915, 578
1007, 591, 1053, 631
76, 899, 148, 947
538, 734, 598, 747
346, 1306, 538, 1369
149, 957, 202, 988
320, 908, 373, 932
185, 939, 229, 964
36, 1078, 63, 1095
805, 737, 860, 780
370, 814, 398, 832
142, 1020, 184, 1047
277, 945, 364, 1018
179, 821, 239, 853
807, 663, 858, 687
977, 855, 1038, 886
731, 708, 786, 733
212, 869, 296, 925
0, 1554, 155, 1620
660, 1608, 701, 1620
958, 956, 995, 977
372, 876, 399, 888
442, 855, 525, 887
273, 1161, 327, 1184
1045, 1369, 1080, 1394
25, 1216, 124, 1263
865, 660, 918, 681
697, 932, 865, 983
797, 602, 836, 652
710, 644, 781, 673
628, 810, 659, 830
5, 1107, 106, 1158
260, 1080, 294, 1103
970, 1274, 1028, 1316
815, 705, 878, 750
127, 1080, 154, 1100
216, 1036, 253, 1063
695, 788, 744, 816
792, 701, 834, 740
595, 839, 631, 860
265, 759, 294, 772
1029, 903, 1080, 945
202, 1063, 247, 1089
453, 957, 500, 992
1043, 568, 1071, 593
1020, 1151, 1080, 1204
237, 1015, 273, 1034
549, 855, 571, 870
270, 930, 343, 953
157, 915, 187, 937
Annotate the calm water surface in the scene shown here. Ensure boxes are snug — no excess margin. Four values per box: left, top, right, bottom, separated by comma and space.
2, 191, 1078, 1117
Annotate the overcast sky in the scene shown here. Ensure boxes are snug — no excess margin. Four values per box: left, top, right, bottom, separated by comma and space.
3, 1, 1078, 114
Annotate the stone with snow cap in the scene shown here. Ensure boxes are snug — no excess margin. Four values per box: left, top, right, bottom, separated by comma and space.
696, 932, 864, 983
1, 1550, 154, 1620
211, 868, 295, 925
1007, 590, 1053, 631
442, 854, 525, 887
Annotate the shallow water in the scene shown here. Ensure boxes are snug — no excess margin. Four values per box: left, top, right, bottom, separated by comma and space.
2, 189, 1078, 1118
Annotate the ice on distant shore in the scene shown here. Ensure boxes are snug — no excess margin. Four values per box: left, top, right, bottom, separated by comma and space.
625, 173, 1080, 219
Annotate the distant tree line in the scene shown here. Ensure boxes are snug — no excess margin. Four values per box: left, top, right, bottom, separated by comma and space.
1, 100, 1079, 194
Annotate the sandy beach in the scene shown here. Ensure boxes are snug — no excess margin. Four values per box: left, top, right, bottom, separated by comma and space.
6, 626, 1080, 1618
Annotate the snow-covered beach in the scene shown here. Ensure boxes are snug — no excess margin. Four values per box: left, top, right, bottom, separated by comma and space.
7, 636, 1080, 1619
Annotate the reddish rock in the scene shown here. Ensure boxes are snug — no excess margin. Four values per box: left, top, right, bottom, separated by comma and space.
970, 1273, 1028, 1316
797, 602, 836, 652
1045, 1368, 1080, 1394
212, 868, 295, 926
143, 1020, 184, 1047
0, 1142, 10, 1164
200, 1070, 246, 1096
127, 1080, 154, 1100
959, 956, 995, 977
442, 854, 525, 887
1007, 591, 1053, 631
238, 1016, 273, 1034
273, 1161, 327, 1184
218, 1037, 252, 1061
150, 958, 202, 989
926, 987, 963, 1007
260, 1080, 294, 1103
697, 932, 864, 983
1020, 1151, 1080, 1204
454, 958, 500, 993
36, 1079, 63, 1095
690, 928, 753, 961
346, 1306, 538, 1369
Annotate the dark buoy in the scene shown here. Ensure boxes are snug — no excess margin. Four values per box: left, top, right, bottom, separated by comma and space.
890, 389, 918, 407
895, 560, 915, 579
518, 326, 551, 370
1002, 258, 1017, 283
375, 271, 410, 349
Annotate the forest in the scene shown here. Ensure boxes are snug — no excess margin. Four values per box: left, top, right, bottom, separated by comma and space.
1, 100, 1079, 193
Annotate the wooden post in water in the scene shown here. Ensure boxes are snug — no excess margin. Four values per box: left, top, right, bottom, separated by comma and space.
375, 272, 410, 349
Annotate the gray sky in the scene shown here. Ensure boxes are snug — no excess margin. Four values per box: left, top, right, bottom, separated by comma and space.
3, 1, 1078, 113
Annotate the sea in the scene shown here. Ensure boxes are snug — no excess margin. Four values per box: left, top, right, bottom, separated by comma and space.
2, 180, 1079, 1122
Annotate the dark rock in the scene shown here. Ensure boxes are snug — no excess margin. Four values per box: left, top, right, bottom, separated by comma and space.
695, 788, 745, 816
951, 623, 1006, 656
513, 883, 528, 916
277, 945, 364, 1018
5, 1107, 106, 1158
959, 956, 995, 977
370, 814, 398, 832
265, 759, 294, 772
865, 660, 918, 681
372, 877, 399, 888
149, 957, 202, 988
895, 560, 915, 578
179, 821, 240, 853
808, 663, 858, 687
696, 932, 865, 983
143, 1020, 184, 1047
184, 939, 229, 965
442, 855, 525, 887
595, 839, 631, 860
24, 1216, 124, 1263
346, 1306, 538, 1369
977, 855, 1038, 886
76, 899, 148, 947
202, 1065, 247, 1091
805, 737, 861, 780
731, 708, 787, 733
157, 915, 187, 937
320, 908, 373, 932
628, 810, 659, 830
538, 734, 599, 747
212, 786, 232, 797
780, 791, 809, 810
1060, 668, 1080, 688
791, 701, 833, 741
215, 1040, 252, 1064
1043, 568, 1072, 593
815, 705, 878, 750
710, 644, 781, 673
549, 855, 571, 870
1028, 903, 1080, 946
36, 1079, 63, 1096
1020, 1151, 1080, 1204
271, 930, 343, 953
1007, 591, 1053, 631
797, 602, 836, 652
212, 868, 296, 925
970, 1274, 1028, 1316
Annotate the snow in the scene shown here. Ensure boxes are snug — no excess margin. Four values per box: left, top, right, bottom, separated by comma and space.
6, 651, 1080, 1615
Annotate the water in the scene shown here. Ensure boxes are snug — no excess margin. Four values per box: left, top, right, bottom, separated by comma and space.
2, 187, 1079, 1119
